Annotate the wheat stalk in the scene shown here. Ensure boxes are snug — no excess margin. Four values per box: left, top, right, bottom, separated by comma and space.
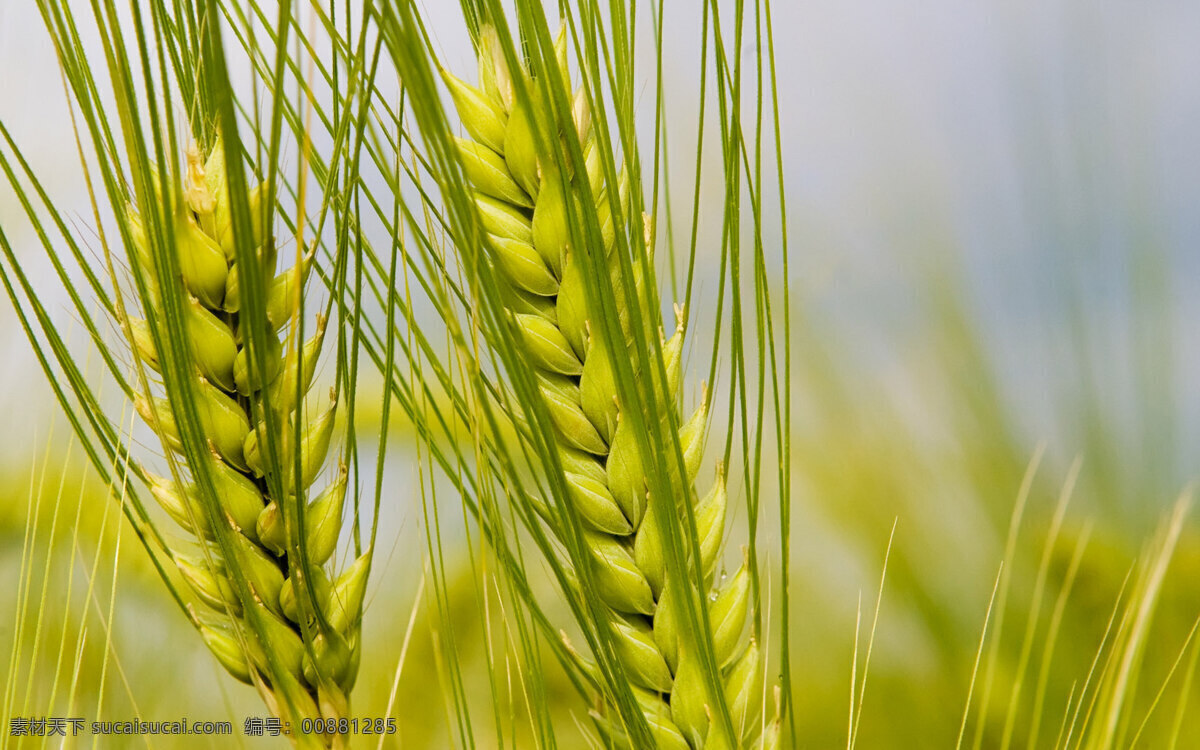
119, 138, 367, 748
440, 25, 778, 749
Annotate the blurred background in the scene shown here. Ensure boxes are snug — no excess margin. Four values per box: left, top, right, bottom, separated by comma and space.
2, 0, 1197, 747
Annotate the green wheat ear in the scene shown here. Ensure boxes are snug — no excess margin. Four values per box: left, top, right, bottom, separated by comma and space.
121, 138, 367, 746
440, 24, 775, 749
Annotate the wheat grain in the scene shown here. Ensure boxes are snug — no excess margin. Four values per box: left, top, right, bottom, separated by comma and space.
443, 24, 768, 749
120, 139, 366, 747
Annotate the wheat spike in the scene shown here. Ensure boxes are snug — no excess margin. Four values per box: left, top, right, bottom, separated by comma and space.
121, 139, 364, 748
444, 25, 766, 748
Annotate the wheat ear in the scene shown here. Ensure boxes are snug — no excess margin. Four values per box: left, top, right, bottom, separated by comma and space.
120, 139, 367, 747
443, 26, 772, 749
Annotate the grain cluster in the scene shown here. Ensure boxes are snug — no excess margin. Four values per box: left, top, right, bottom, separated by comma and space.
121, 140, 367, 747
443, 26, 779, 749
